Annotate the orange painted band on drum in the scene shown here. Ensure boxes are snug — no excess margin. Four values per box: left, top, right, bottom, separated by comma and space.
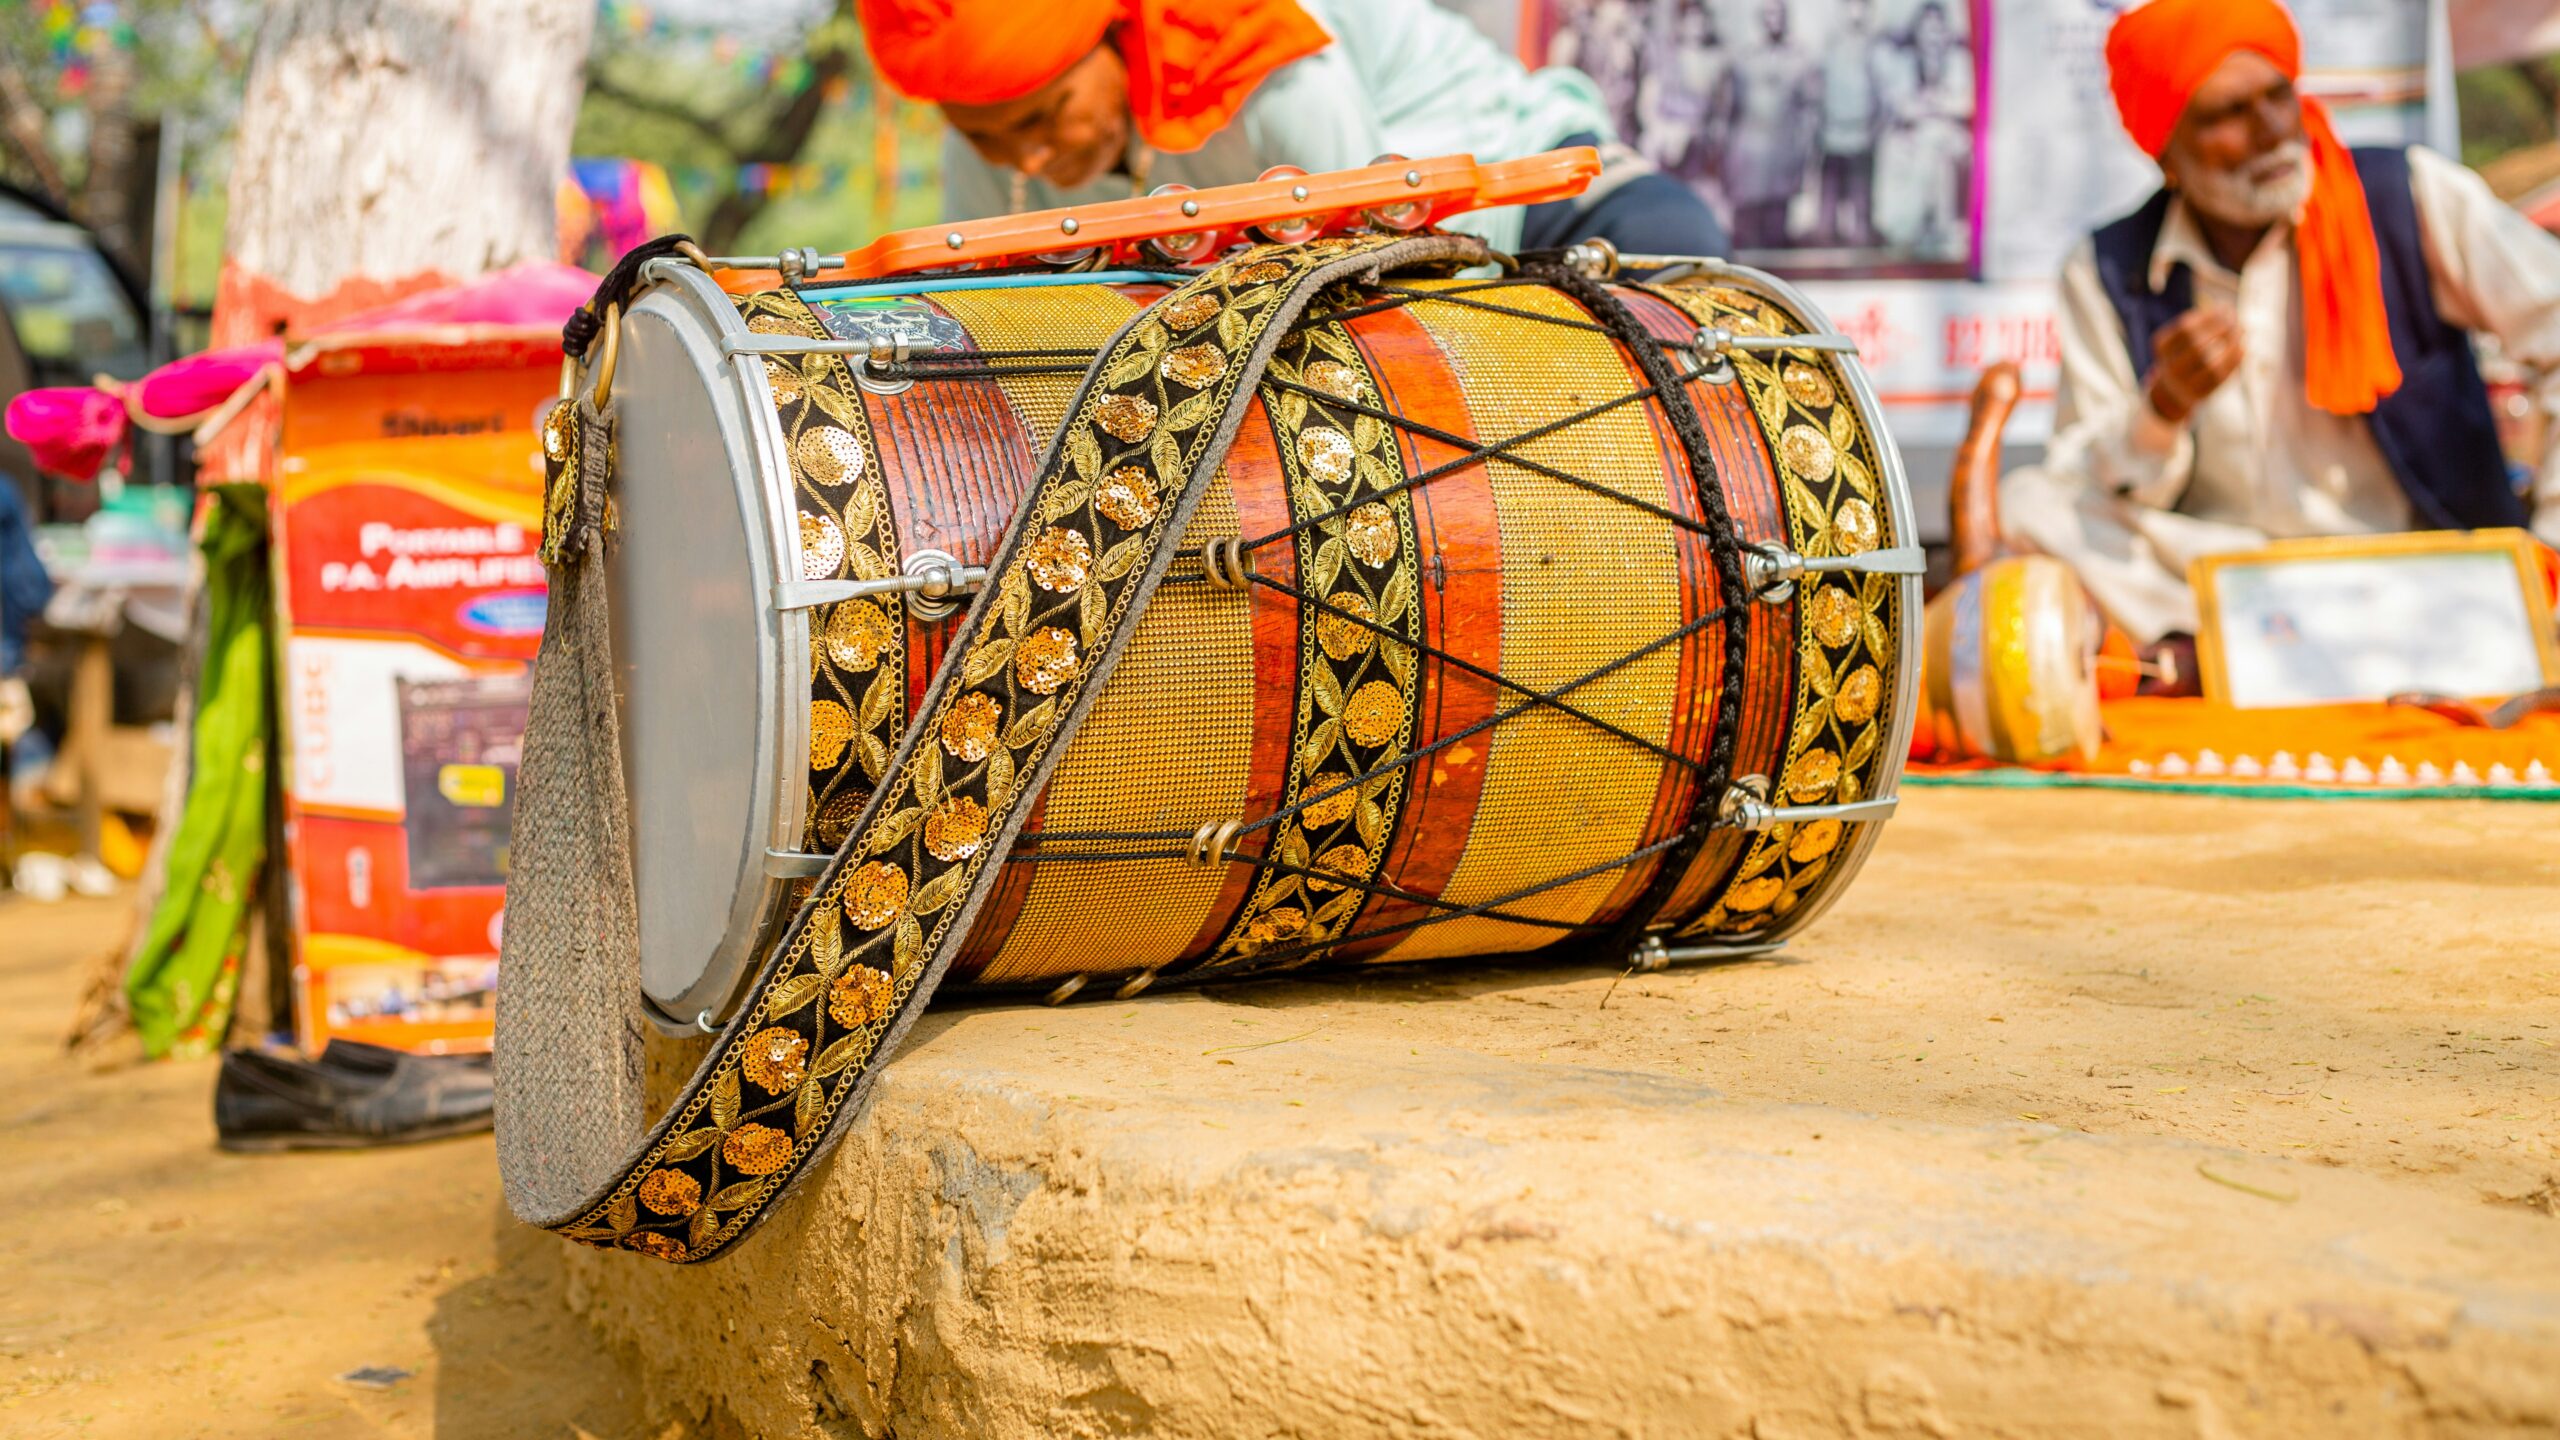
1328, 302, 1500, 963
1173, 405, 1299, 958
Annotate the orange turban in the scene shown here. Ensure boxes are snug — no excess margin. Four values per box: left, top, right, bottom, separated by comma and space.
2105, 0, 2399, 415
859, 0, 1331, 154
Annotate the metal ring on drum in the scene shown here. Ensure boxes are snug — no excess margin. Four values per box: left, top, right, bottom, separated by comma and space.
596, 253, 1918, 1031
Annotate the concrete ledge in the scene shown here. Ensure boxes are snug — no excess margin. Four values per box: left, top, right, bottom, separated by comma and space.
564, 792, 2560, 1438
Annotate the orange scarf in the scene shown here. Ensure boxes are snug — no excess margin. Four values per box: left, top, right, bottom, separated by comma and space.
2105, 0, 2402, 415
859, 0, 1330, 155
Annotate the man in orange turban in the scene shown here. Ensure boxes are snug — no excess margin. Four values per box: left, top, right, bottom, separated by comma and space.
857, 0, 1729, 259
2002, 0, 2560, 668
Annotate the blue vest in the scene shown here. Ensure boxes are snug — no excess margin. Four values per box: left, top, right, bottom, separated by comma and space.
2088, 147, 2526, 531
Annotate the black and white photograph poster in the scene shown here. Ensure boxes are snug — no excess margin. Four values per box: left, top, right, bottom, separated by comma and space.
1531, 0, 1984, 273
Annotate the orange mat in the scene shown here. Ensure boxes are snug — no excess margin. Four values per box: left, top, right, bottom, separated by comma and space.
1911, 697, 2560, 796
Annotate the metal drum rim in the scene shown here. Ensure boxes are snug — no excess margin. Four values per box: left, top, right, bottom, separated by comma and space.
1659, 258, 1922, 951
619, 261, 812, 1031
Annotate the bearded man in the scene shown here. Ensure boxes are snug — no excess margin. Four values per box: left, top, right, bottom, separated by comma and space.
2002, 0, 2560, 673
857, 0, 1729, 260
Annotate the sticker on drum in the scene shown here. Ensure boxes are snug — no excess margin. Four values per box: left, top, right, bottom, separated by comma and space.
805, 296, 971, 354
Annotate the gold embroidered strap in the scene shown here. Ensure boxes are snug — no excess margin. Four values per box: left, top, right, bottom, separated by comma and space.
525, 233, 1486, 1263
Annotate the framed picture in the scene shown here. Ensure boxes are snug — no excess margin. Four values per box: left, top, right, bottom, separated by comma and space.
1526, 0, 1986, 277
2191, 529, 2560, 709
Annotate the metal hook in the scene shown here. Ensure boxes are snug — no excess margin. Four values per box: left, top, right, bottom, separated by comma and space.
590, 302, 623, 409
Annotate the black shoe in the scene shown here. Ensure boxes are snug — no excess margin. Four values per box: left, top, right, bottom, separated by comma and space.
214, 1039, 494, 1151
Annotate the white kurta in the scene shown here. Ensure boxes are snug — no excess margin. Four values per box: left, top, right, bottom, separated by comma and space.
2002, 145, 2560, 643
938, 0, 1613, 256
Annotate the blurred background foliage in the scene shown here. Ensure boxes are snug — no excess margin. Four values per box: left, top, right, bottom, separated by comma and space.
0, 0, 948, 315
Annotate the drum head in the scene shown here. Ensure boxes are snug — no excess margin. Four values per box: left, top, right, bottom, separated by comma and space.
607, 268, 797, 1026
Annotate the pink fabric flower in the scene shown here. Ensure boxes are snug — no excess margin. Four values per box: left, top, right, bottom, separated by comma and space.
131, 344, 283, 422
3, 387, 126, 482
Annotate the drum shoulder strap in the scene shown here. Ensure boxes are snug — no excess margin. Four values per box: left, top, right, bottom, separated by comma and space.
500, 232, 1489, 1263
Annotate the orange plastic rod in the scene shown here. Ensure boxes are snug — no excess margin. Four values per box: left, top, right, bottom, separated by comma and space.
709, 148, 1601, 294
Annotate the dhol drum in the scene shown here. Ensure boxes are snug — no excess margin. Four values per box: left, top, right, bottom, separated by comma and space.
499, 161, 1921, 1263
598, 249, 1919, 1027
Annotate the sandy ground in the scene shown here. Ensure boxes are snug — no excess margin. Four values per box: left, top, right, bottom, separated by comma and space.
0, 897, 650, 1440
2, 787, 2555, 1438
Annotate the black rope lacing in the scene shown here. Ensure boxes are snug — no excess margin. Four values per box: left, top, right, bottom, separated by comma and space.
1246, 568, 1704, 770
1025, 598, 1741, 849
1213, 830, 1701, 978
1007, 843, 1593, 933
1521, 261, 1756, 963
883, 268, 1790, 974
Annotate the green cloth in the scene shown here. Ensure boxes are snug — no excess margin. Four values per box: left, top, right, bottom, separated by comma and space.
124, 486, 271, 1058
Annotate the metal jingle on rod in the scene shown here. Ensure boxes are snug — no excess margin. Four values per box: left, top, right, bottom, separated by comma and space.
1630, 930, 1789, 971
1366, 203, 1429, 233
904, 547, 982, 620
769, 551, 989, 617
1685, 324, 1739, 385
1716, 774, 1900, 833
1692, 325, 1864, 363
1252, 165, 1322, 244
1144, 183, 1222, 264
688, 246, 850, 272
1114, 969, 1160, 1000
1717, 774, 1776, 830
1045, 975, 1088, 1005
1631, 933, 1672, 973
778, 246, 823, 282
856, 333, 914, 395
1656, 936, 1789, 965
1364, 153, 1426, 230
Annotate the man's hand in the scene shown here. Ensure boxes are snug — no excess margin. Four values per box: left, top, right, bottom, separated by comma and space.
2144, 305, 2244, 425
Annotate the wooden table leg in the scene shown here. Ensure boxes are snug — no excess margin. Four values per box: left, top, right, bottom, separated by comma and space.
67, 632, 111, 863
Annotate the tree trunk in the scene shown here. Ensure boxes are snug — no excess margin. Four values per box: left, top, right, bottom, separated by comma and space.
0, 50, 69, 206
214, 0, 594, 351
201, 0, 591, 482
80, 45, 140, 272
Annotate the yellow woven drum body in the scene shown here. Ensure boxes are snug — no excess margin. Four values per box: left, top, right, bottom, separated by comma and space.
1373, 282, 1685, 961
